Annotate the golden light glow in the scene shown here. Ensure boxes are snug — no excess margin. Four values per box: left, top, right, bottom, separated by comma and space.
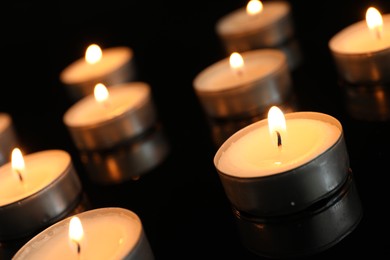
94, 83, 110, 104
246, 0, 263, 16
11, 148, 25, 174
366, 7, 383, 39
229, 52, 244, 74
85, 44, 103, 64
69, 216, 84, 244
268, 106, 286, 147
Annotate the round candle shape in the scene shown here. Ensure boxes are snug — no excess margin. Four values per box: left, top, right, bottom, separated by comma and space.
329, 13, 390, 84
193, 49, 292, 118
13, 207, 154, 260
0, 113, 19, 166
214, 111, 350, 216
216, 1, 294, 52
60, 46, 137, 101
63, 82, 157, 151
0, 150, 82, 241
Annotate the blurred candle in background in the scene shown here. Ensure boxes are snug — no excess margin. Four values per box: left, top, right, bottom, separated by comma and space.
215, 0, 301, 70
60, 44, 137, 102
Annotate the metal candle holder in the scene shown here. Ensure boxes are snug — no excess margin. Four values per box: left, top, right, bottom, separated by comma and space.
214, 112, 349, 217
0, 150, 83, 242
193, 49, 292, 119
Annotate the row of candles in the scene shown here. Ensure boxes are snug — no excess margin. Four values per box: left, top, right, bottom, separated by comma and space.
1, 0, 389, 258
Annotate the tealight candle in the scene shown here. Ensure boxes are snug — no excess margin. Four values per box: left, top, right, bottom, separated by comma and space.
214, 107, 349, 216
60, 44, 137, 101
0, 149, 83, 241
0, 113, 19, 166
13, 207, 154, 260
193, 49, 292, 119
63, 82, 157, 151
63, 82, 167, 184
329, 7, 390, 84
215, 0, 301, 69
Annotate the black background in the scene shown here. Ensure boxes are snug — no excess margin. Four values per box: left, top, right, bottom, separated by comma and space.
1, 0, 390, 259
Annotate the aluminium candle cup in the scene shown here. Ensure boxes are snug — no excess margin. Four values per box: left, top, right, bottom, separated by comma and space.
214, 112, 349, 217
63, 82, 157, 151
79, 124, 170, 184
339, 80, 390, 121
215, 1, 301, 70
233, 170, 363, 258
0, 113, 19, 166
329, 14, 390, 85
60, 46, 137, 102
13, 207, 155, 260
193, 49, 292, 119
0, 150, 83, 242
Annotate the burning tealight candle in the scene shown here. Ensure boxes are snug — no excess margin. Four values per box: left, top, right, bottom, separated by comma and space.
329, 7, 390, 84
215, 0, 300, 69
214, 107, 350, 216
13, 207, 154, 260
63, 82, 167, 184
60, 44, 137, 101
0, 113, 19, 166
193, 49, 292, 119
0, 149, 83, 241
63, 82, 157, 151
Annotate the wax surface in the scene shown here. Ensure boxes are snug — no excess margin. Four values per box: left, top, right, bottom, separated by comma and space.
13, 208, 142, 260
216, 1, 289, 35
0, 150, 70, 206
194, 49, 284, 92
330, 14, 390, 54
0, 113, 11, 134
217, 118, 340, 177
63, 83, 150, 127
60, 47, 132, 84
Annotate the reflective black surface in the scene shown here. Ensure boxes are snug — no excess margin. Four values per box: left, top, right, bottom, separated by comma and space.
1, 0, 389, 259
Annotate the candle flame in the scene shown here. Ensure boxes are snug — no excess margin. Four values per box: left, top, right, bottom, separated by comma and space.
246, 0, 263, 16
366, 7, 383, 39
94, 83, 110, 104
85, 44, 103, 64
69, 216, 84, 245
229, 52, 244, 75
11, 148, 25, 181
268, 106, 286, 148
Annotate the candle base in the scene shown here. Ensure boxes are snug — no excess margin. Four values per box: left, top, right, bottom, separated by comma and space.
79, 123, 170, 185
232, 170, 362, 258
339, 80, 390, 121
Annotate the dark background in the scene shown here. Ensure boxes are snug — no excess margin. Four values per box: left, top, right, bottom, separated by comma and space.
1, 0, 390, 259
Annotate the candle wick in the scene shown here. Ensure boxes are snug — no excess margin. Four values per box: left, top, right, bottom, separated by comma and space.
15, 169, 24, 183
77, 242, 81, 255
376, 28, 382, 40
276, 131, 282, 148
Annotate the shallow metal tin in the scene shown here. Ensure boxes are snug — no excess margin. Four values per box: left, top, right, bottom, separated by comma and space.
12, 207, 155, 260
79, 124, 170, 185
233, 171, 362, 258
0, 158, 83, 241
64, 82, 157, 151
329, 14, 390, 85
61, 47, 137, 102
216, 1, 294, 52
214, 112, 349, 217
193, 49, 292, 119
